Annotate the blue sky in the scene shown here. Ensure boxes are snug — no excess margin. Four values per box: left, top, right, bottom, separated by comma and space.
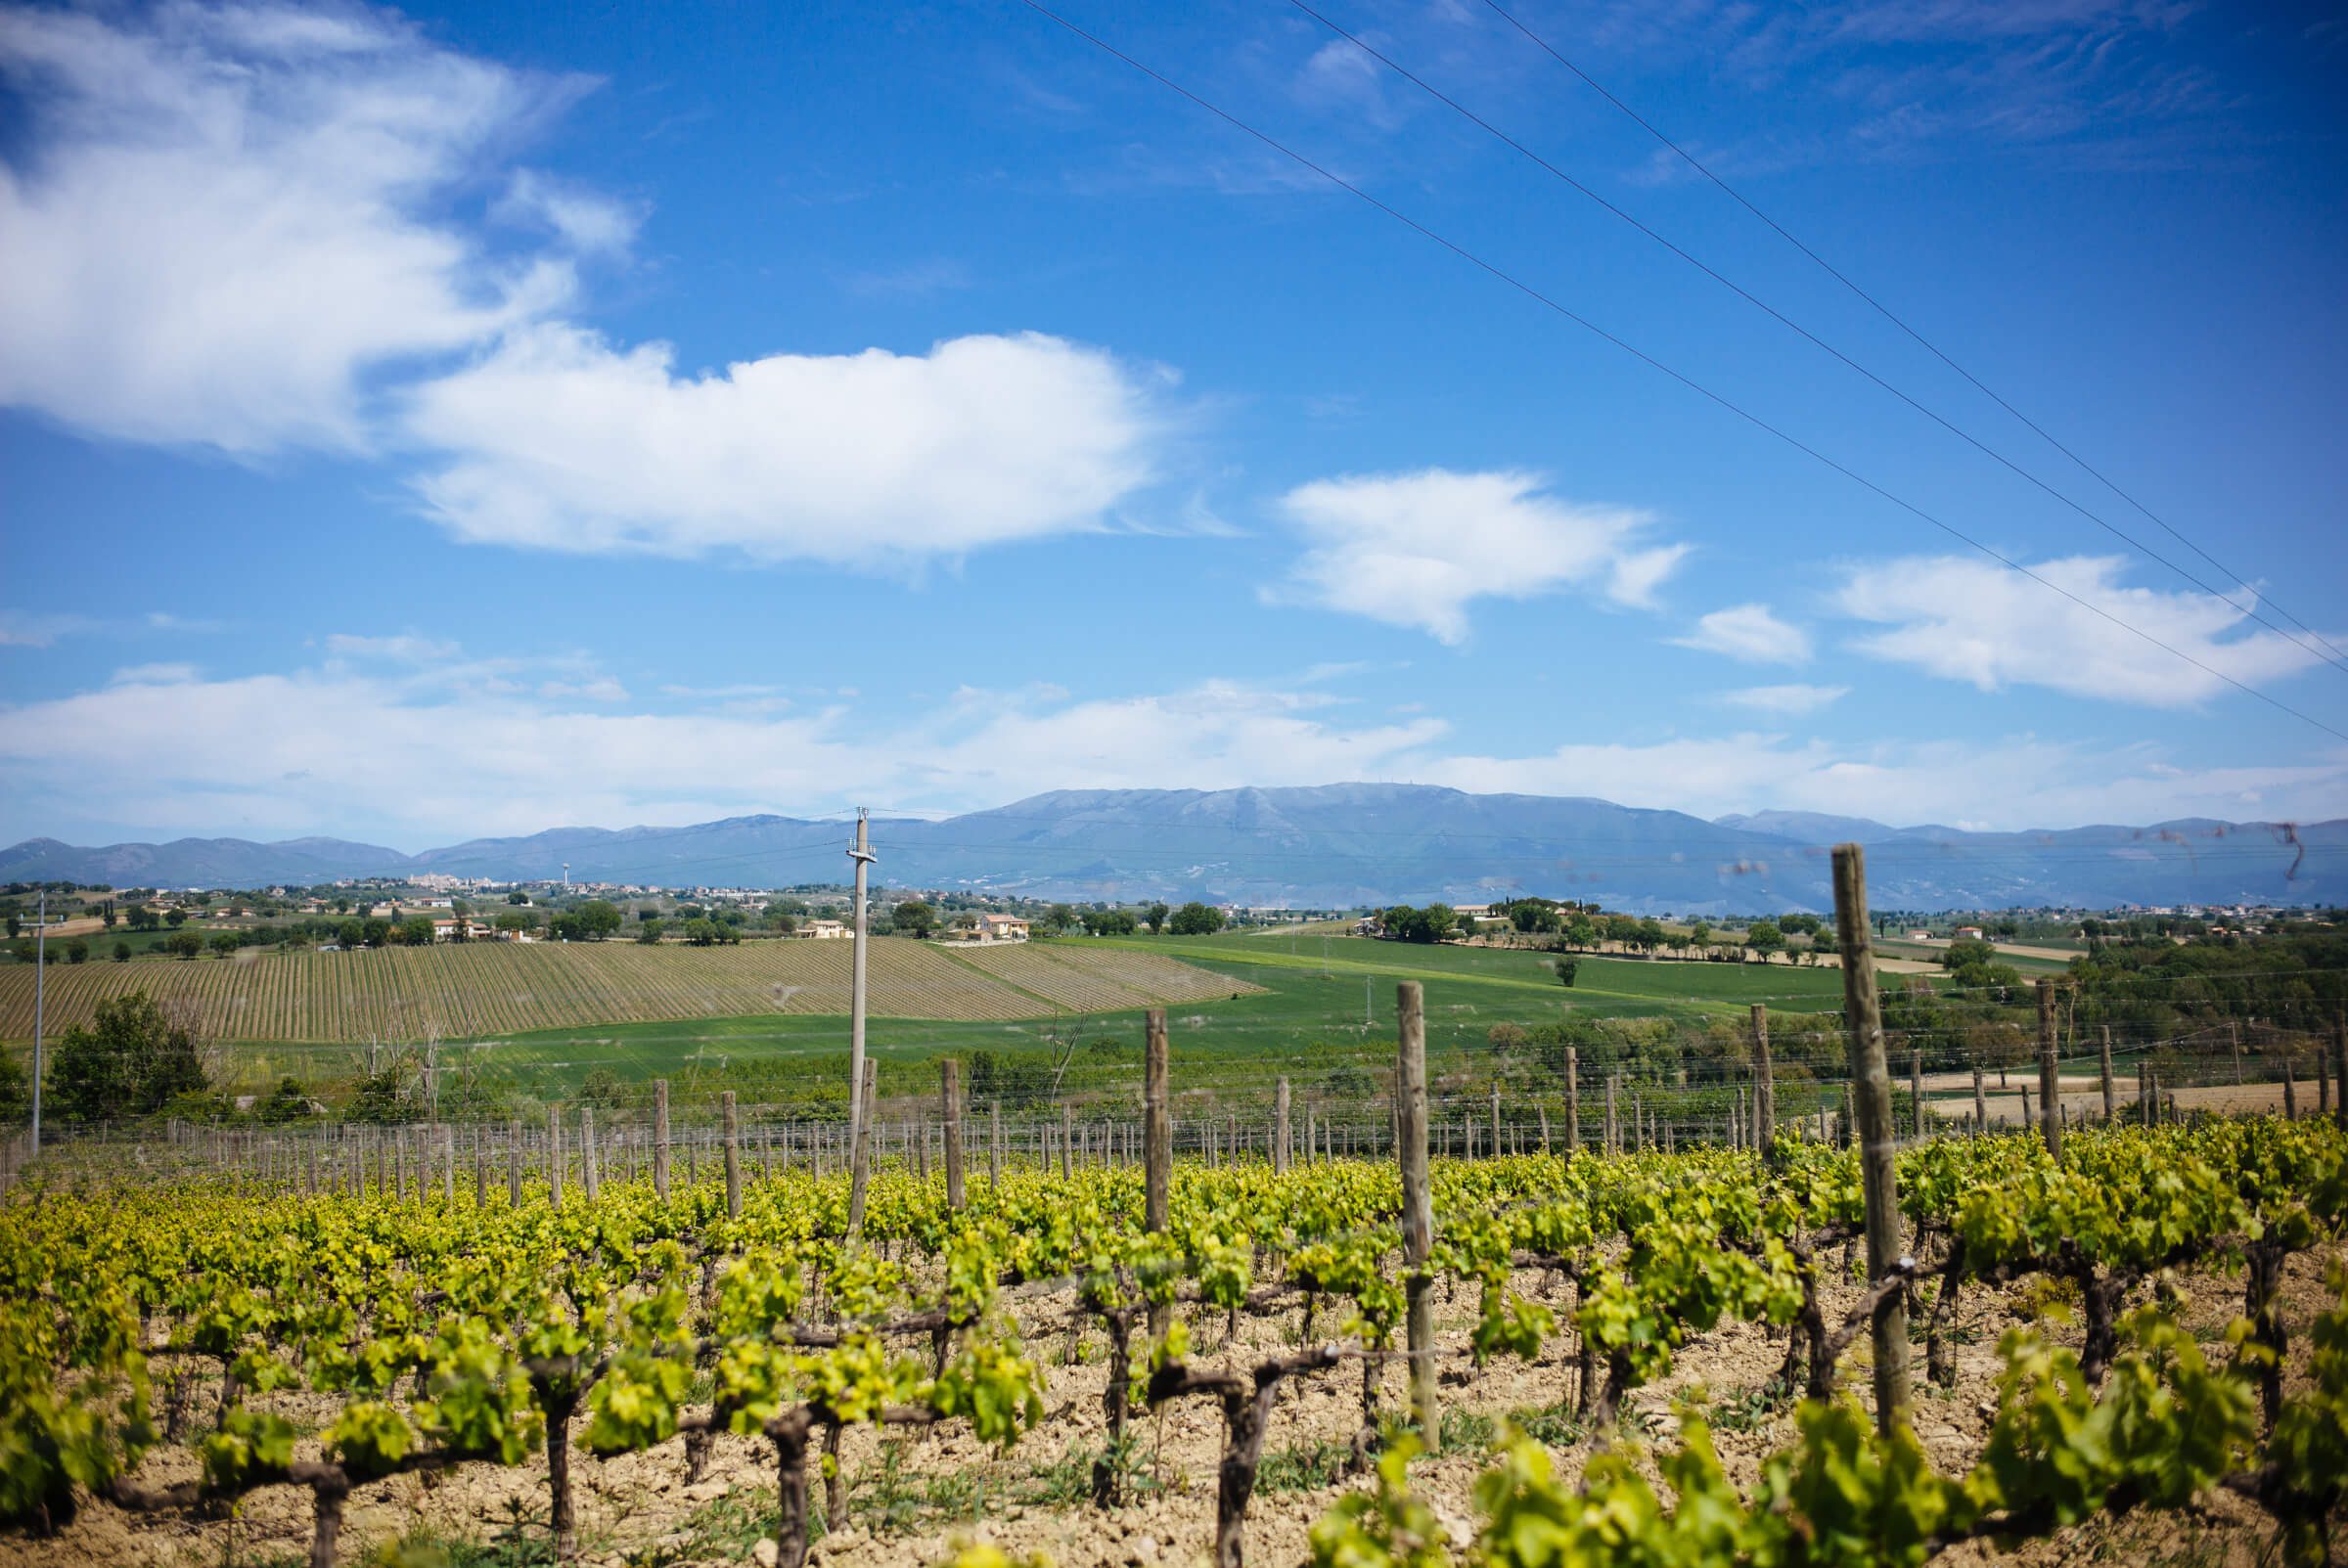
1, 0, 2343, 849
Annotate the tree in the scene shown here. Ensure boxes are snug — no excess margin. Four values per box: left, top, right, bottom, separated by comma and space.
1508, 897, 1561, 934
495, 910, 538, 936
1744, 919, 1784, 963
208, 931, 242, 957
508, 890, 530, 906
1042, 904, 1077, 935
1145, 902, 1170, 935
1381, 904, 1458, 944
2, 912, 16, 939
1555, 958, 1579, 988
361, 918, 390, 948
575, 900, 623, 940
257, 1076, 313, 1124
164, 909, 188, 928
50, 991, 207, 1121
127, 905, 159, 931
636, 918, 663, 944
164, 930, 203, 960
682, 918, 722, 946
1083, 908, 1138, 936
1168, 901, 1224, 936
66, 937, 89, 964
893, 900, 936, 939
1563, 913, 1599, 951
100, 905, 116, 929
112, 940, 130, 963
1634, 918, 1666, 954
395, 917, 436, 947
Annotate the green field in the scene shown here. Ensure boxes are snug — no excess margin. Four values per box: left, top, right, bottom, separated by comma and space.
334, 936, 1855, 1109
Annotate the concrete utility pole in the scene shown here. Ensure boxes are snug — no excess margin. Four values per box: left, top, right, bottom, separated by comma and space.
847, 809, 877, 1153
31, 889, 45, 1155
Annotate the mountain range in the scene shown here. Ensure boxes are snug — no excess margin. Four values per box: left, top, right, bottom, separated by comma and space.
3, 784, 2338, 915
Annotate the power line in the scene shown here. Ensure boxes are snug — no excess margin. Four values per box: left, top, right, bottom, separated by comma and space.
1010, 0, 2348, 746
1284, 0, 2348, 679
1466, 0, 2348, 673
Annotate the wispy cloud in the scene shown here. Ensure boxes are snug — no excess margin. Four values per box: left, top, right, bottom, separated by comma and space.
1833, 554, 2337, 706
1719, 684, 1850, 715
1274, 469, 1684, 644
1672, 604, 1813, 665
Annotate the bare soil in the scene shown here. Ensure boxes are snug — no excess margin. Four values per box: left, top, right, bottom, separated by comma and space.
8, 1240, 2337, 1568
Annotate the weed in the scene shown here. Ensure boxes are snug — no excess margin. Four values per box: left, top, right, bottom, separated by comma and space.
1254, 1439, 1352, 1495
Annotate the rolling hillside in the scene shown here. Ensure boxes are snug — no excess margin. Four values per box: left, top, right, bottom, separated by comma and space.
0, 938, 1256, 1046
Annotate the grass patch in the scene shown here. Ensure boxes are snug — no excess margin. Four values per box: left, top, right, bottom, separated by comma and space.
1255, 1439, 1354, 1495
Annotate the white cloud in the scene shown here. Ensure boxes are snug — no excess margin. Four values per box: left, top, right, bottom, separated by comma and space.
1834, 554, 2337, 706
5, 652, 2342, 845
324, 633, 461, 663
402, 326, 1165, 565
1422, 734, 2348, 831
0, 659, 1444, 843
1719, 684, 1849, 715
1276, 470, 1683, 644
0, 1, 587, 453
1673, 604, 1812, 664
494, 169, 639, 255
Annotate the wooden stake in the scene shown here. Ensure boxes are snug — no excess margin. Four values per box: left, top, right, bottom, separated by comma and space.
1830, 843, 1910, 1435
712, 1093, 737, 1218
581, 1108, 600, 1204
2036, 978, 2062, 1161
653, 1080, 671, 1202
548, 1105, 564, 1211
1751, 1004, 1774, 1156
2099, 1025, 2115, 1123
1145, 1008, 1171, 1338
1275, 1077, 1291, 1175
1396, 980, 1436, 1449
1565, 1047, 1579, 1152
942, 1059, 966, 1211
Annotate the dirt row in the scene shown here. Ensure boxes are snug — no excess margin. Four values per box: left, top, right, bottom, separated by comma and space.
9, 1239, 2335, 1568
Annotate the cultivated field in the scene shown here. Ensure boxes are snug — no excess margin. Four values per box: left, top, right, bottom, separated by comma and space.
0, 938, 1256, 1045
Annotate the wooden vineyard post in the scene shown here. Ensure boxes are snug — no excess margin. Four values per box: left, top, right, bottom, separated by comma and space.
1565, 1047, 1580, 1152
2021, 1083, 2033, 1129
1830, 843, 1910, 1435
2231, 1020, 2243, 1085
2037, 979, 2062, 1161
1396, 980, 1437, 1449
847, 1059, 879, 1239
1751, 1004, 1774, 1157
507, 1119, 522, 1207
1909, 1053, 1923, 1141
653, 1080, 671, 1203
1604, 1073, 1619, 1156
1061, 1105, 1074, 1179
1275, 1077, 1291, 1175
941, 1059, 966, 1211
548, 1106, 564, 1211
990, 1100, 1003, 1187
2139, 1063, 2151, 1128
721, 1092, 742, 1220
1972, 1066, 1986, 1133
581, 1109, 599, 1204
441, 1126, 454, 1204
474, 1128, 487, 1207
1489, 1082, 1502, 1159
2320, 1040, 2331, 1117
1145, 1009, 1172, 1338
2282, 1057, 2297, 1120
2333, 1013, 2348, 1133
2113, 1028, 2132, 1126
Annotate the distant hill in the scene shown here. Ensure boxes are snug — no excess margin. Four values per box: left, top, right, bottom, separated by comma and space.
4, 784, 2338, 914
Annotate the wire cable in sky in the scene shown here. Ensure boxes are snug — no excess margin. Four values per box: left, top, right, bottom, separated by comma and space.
1010, 0, 2348, 747
1286, 0, 2348, 679
1468, 0, 2348, 673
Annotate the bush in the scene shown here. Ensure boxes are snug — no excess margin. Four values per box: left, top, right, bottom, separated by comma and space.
49, 992, 208, 1122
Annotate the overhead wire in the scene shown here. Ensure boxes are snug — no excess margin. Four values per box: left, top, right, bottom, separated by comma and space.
1008, 0, 2348, 746
1283, 0, 2348, 678
1467, 0, 2348, 674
